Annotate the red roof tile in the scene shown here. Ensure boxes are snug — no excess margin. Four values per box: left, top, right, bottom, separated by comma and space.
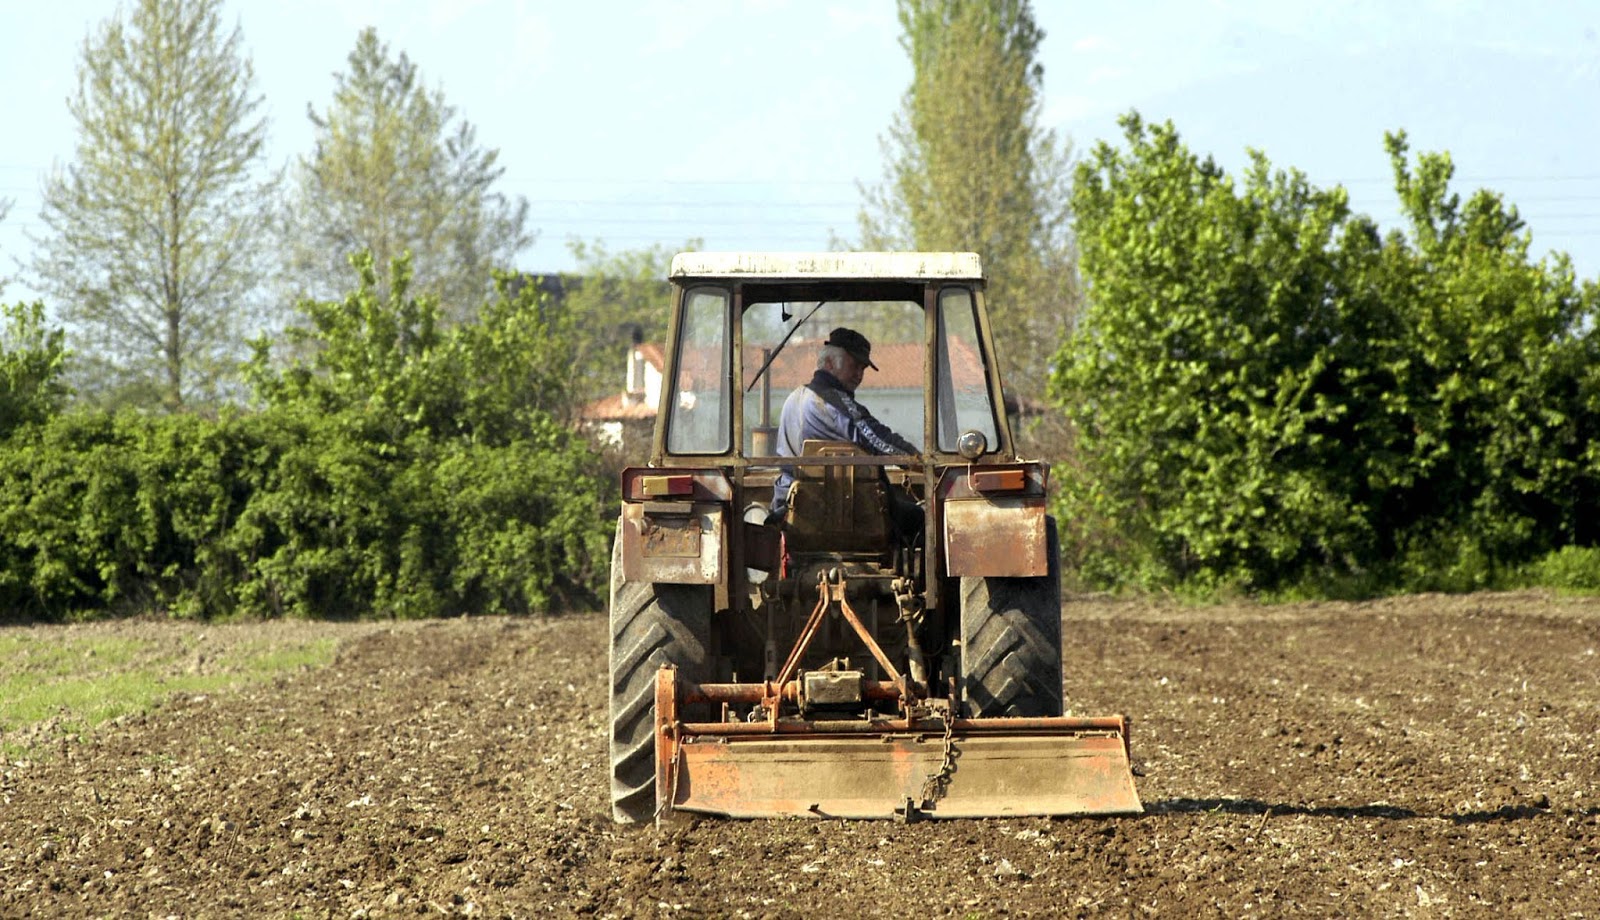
741, 341, 924, 390
581, 338, 984, 420
636, 342, 665, 370
579, 392, 657, 421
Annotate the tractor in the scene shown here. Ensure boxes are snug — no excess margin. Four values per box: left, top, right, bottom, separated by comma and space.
609, 252, 1140, 822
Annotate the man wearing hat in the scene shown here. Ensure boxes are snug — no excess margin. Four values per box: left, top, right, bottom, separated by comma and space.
769, 328, 921, 530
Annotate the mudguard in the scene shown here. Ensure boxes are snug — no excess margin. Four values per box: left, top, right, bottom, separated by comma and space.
619, 501, 725, 585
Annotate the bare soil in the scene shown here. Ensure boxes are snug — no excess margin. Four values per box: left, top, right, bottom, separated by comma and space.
3, 591, 1599, 917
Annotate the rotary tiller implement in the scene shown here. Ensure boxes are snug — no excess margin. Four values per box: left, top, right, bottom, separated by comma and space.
651, 571, 1142, 821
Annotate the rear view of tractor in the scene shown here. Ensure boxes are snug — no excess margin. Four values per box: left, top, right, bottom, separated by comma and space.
609, 252, 1140, 822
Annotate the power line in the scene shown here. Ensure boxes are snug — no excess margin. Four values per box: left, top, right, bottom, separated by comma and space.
9, 156, 1600, 187
1339, 174, 1600, 185
523, 199, 858, 209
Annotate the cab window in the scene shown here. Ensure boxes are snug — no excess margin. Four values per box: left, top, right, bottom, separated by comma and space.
666, 287, 732, 454
935, 287, 999, 453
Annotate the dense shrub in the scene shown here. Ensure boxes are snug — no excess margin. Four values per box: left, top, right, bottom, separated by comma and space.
1524, 546, 1600, 594
1055, 113, 1600, 595
0, 411, 253, 619
0, 257, 615, 621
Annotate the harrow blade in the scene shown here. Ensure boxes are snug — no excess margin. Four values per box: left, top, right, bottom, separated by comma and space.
653, 668, 1142, 820
667, 731, 1142, 819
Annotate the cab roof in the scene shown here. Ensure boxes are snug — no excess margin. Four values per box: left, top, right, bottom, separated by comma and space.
669, 251, 983, 281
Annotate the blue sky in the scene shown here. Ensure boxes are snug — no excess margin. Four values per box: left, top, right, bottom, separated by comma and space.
3, 0, 1599, 305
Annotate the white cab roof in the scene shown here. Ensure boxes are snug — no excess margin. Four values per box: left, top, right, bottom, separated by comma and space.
669, 251, 983, 280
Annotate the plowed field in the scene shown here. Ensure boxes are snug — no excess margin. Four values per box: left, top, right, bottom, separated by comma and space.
4, 591, 1599, 917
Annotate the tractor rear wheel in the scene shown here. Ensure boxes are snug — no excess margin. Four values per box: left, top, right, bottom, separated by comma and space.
958, 516, 1063, 718
608, 528, 711, 823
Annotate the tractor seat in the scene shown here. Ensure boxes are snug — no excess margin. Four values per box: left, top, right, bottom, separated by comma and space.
781, 440, 889, 555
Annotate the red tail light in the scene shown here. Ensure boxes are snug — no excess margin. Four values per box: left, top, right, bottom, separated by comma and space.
621, 468, 734, 502
639, 474, 694, 497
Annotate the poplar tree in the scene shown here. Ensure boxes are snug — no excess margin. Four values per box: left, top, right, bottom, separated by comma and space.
32, 0, 275, 410
278, 28, 533, 320
857, 0, 1076, 411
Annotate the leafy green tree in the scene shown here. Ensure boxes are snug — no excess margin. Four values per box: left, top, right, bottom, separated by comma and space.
250, 254, 448, 439
251, 252, 579, 442
1054, 113, 1600, 595
278, 28, 532, 321
239, 254, 611, 617
0, 303, 69, 439
1371, 133, 1600, 586
31, 0, 276, 411
857, 0, 1075, 412
0, 256, 611, 622
1055, 114, 1373, 590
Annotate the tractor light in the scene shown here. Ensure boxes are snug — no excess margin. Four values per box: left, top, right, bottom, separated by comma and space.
621, 467, 734, 502
970, 468, 1026, 493
640, 474, 694, 498
956, 429, 988, 460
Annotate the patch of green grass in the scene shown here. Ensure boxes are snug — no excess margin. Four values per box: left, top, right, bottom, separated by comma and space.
239, 637, 337, 675
0, 635, 149, 678
0, 628, 339, 757
1, 669, 237, 730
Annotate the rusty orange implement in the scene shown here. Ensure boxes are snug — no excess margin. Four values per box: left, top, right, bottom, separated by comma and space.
653, 667, 1144, 821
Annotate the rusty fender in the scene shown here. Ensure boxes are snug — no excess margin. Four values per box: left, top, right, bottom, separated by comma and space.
619, 501, 725, 585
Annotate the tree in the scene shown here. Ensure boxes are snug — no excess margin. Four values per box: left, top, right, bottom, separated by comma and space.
0, 197, 12, 296
1055, 114, 1375, 590
278, 28, 533, 321
856, 0, 1076, 416
252, 253, 580, 444
1371, 132, 1600, 584
237, 255, 611, 617
0, 302, 68, 439
560, 238, 700, 407
1053, 113, 1600, 594
31, 0, 276, 411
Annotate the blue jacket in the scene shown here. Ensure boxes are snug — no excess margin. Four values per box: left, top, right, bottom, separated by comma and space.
770, 370, 918, 512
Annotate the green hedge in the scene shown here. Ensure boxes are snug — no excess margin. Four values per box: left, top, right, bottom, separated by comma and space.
0, 257, 615, 621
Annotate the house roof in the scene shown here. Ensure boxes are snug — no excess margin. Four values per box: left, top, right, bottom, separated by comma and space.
579, 392, 658, 421
743, 341, 927, 390
579, 338, 986, 421
636, 342, 665, 370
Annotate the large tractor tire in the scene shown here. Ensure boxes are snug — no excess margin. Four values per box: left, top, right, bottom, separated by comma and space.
608, 527, 711, 824
958, 516, 1063, 718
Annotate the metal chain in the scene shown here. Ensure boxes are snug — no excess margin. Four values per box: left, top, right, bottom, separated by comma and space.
918, 712, 958, 806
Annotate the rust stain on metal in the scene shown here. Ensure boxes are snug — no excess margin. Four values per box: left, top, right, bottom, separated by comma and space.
943, 498, 1047, 577
641, 514, 700, 557
969, 468, 1026, 492
620, 502, 723, 585
654, 667, 679, 823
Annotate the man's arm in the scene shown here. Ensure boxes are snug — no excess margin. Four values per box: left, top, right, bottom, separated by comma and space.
834, 392, 918, 456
